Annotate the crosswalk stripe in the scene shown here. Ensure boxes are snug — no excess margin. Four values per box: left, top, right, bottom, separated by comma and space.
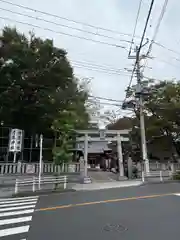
0, 201, 37, 208
0, 204, 36, 212
0, 196, 38, 238
0, 216, 32, 226
174, 193, 180, 196
0, 209, 34, 217
0, 198, 38, 205
0, 225, 30, 237
0, 196, 38, 201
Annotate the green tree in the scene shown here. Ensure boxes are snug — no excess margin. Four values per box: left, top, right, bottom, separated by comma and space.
127, 79, 180, 160
51, 91, 89, 164
0, 27, 89, 133
0, 27, 90, 161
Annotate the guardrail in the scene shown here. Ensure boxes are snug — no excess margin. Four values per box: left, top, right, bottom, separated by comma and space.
15, 175, 67, 194
0, 163, 80, 175
142, 171, 163, 182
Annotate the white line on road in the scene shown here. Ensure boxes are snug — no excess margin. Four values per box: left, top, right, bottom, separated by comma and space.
0, 225, 30, 237
0, 196, 38, 201
0, 198, 38, 205
0, 209, 34, 217
0, 204, 35, 212
0, 201, 37, 208
0, 216, 32, 226
174, 193, 180, 196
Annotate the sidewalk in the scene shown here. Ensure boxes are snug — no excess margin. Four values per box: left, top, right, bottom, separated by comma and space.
0, 187, 14, 198
72, 180, 143, 191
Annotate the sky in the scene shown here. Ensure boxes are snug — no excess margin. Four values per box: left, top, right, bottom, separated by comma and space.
0, 0, 180, 121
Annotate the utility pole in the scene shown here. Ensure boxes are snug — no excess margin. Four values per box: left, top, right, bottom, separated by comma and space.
135, 47, 149, 173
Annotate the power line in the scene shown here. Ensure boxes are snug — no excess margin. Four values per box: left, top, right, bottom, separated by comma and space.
0, 16, 127, 49
72, 60, 128, 73
1, 0, 179, 59
0, 0, 138, 38
123, 0, 155, 104
142, 0, 169, 71
72, 64, 131, 77
154, 42, 180, 57
0, 7, 132, 44
152, 57, 180, 69
138, 0, 155, 52
146, 0, 169, 56
88, 95, 124, 103
123, 64, 136, 102
128, 0, 143, 56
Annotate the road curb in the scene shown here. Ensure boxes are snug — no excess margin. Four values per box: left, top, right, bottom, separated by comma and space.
141, 180, 180, 185
10, 189, 76, 198
72, 180, 143, 191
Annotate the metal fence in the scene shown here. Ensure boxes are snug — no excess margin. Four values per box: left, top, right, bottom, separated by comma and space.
141, 170, 174, 183
137, 162, 180, 172
0, 162, 80, 175
15, 175, 67, 194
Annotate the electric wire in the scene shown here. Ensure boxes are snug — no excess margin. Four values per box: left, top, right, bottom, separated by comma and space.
0, 16, 127, 49
128, 0, 143, 56
138, 0, 155, 52
0, 0, 138, 38
1, 0, 179, 58
0, 7, 132, 44
123, 0, 155, 106
142, 0, 169, 72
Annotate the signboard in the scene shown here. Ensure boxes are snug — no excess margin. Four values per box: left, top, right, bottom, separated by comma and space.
26, 164, 35, 174
99, 129, 106, 140
8, 129, 23, 152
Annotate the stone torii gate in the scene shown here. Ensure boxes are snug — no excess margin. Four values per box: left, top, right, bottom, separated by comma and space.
75, 129, 130, 182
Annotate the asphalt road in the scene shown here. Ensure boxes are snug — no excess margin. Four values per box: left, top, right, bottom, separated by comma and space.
24, 182, 180, 240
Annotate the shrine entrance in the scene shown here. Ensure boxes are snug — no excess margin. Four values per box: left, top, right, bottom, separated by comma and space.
75, 129, 130, 178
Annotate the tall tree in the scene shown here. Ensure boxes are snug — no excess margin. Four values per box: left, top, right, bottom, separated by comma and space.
107, 79, 180, 161
0, 27, 90, 162
0, 27, 89, 133
126, 79, 180, 160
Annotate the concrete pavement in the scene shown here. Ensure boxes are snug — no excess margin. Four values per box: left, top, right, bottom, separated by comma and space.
72, 180, 142, 190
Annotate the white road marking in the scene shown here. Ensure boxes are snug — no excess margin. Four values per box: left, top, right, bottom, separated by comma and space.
0, 216, 32, 226
0, 201, 37, 208
0, 209, 34, 217
0, 198, 38, 205
174, 193, 180, 196
0, 204, 35, 212
0, 196, 38, 201
0, 196, 38, 239
0, 225, 30, 237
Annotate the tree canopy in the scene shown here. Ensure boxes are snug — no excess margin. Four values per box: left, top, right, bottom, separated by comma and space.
0, 27, 89, 133
0, 27, 90, 162
108, 79, 180, 161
